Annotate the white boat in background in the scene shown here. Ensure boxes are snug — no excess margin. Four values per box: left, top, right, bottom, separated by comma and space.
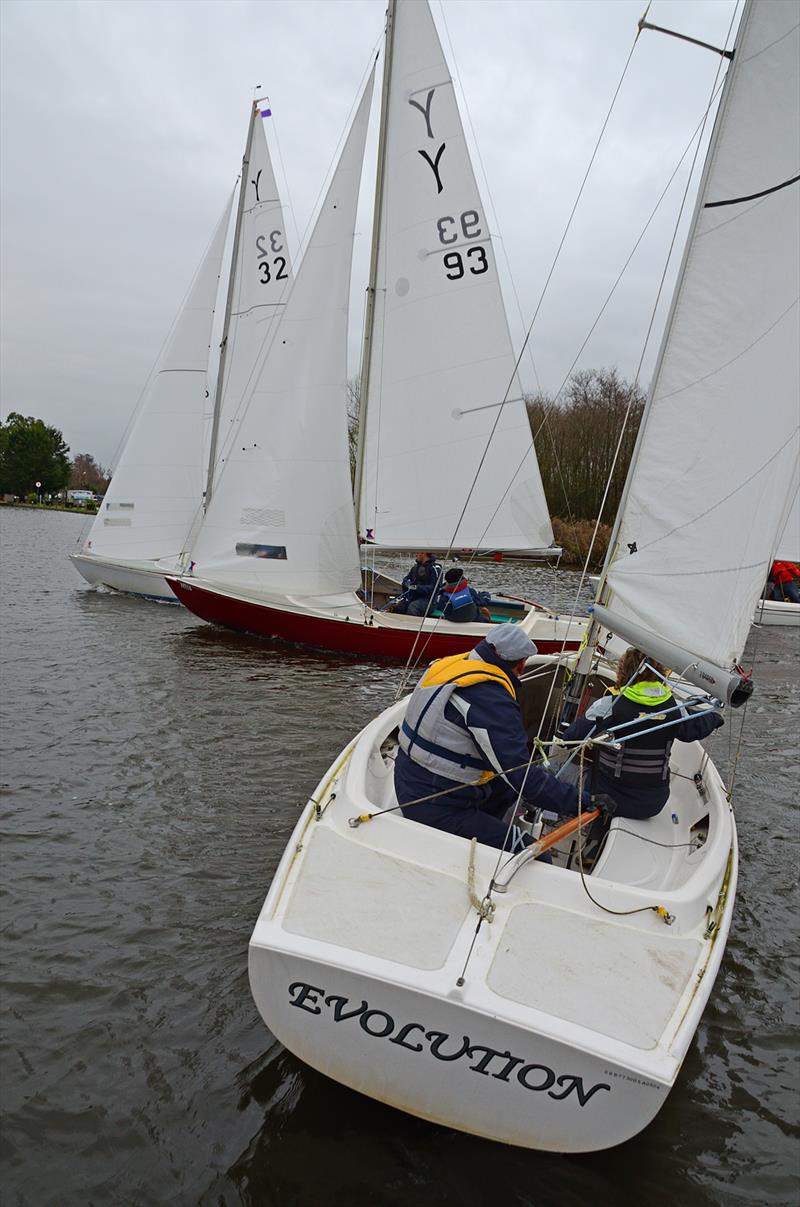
248, 0, 799, 1151
754, 485, 800, 626
70, 102, 292, 601
167, 0, 579, 659
754, 598, 800, 625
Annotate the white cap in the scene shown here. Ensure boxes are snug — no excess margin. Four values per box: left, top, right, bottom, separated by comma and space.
483, 623, 538, 663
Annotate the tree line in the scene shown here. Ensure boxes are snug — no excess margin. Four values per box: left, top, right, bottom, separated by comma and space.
0, 413, 110, 499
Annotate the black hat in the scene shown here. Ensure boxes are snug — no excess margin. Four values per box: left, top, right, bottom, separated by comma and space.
445, 568, 463, 584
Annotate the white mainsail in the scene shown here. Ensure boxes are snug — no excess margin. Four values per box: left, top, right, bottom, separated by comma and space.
356, 0, 553, 553
186, 71, 375, 597
84, 197, 232, 565
208, 112, 293, 499
596, 0, 800, 675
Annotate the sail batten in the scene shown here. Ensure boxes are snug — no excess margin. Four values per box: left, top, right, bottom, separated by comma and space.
603, 0, 800, 670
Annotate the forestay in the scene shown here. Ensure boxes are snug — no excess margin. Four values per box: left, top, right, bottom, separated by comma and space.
212, 114, 293, 487
602, 0, 800, 670
357, 0, 552, 553
186, 72, 375, 596
85, 197, 232, 563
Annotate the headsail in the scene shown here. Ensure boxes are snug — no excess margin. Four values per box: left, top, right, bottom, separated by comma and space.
84, 196, 232, 564
356, 0, 553, 554
597, 0, 800, 681
185, 71, 375, 597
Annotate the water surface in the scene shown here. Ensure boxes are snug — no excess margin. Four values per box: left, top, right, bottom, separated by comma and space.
1, 508, 797, 1206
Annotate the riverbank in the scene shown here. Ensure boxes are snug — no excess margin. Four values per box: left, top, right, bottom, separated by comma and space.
0, 500, 96, 516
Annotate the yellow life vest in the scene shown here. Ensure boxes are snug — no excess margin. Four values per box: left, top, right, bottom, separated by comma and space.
419, 652, 517, 699
400, 653, 517, 785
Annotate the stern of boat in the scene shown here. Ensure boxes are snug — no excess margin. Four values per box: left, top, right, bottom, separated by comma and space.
248, 672, 736, 1152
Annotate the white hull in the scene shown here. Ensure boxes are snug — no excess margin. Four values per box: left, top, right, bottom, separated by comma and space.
249, 661, 736, 1151
251, 952, 671, 1152
753, 598, 800, 626
69, 553, 179, 602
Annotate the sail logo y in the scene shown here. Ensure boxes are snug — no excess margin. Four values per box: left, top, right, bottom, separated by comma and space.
409, 88, 446, 195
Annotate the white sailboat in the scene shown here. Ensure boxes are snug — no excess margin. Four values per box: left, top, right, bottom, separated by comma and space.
168, 0, 582, 660
70, 103, 292, 600
247, 0, 799, 1151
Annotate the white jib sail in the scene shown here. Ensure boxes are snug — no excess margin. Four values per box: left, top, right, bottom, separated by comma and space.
84, 196, 233, 565
357, 0, 553, 553
186, 71, 375, 598
603, 0, 800, 670
211, 114, 293, 484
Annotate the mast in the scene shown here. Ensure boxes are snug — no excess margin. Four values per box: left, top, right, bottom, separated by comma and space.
564, 4, 747, 715
204, 100, 259, 510
353, 0, 396, 534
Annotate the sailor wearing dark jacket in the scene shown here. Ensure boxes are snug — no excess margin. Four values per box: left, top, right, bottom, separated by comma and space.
437, 567, 492, 623
561, 646, 724, 820
394, 624, 592, 853
396, 551, 443, 616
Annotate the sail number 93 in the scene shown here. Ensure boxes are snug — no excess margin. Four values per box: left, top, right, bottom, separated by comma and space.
436, 210, 489, 280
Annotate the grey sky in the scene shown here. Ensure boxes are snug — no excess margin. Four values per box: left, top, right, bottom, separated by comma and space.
1, 0, 739, 468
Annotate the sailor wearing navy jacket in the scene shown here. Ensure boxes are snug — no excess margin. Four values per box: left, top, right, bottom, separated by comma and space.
394, 624, 592, 853
562, 646, 724, 820
394, 551, 443, 616
436, 567, 492, 623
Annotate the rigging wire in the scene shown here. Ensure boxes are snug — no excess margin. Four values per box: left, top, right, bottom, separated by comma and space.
437, 0, 577, 598
264, 95, 304, 261
521, 12, 739, 751
467, 69, 730, 594
435, 0, 542, 395
388, 37, 738, 946
567, 0, 741, 600
392, 11, 694, 694
393, 2, 744, 710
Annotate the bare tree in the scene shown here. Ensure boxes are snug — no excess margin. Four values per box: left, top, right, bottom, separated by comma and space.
346, 376, 360, 483
69, 452, 110, 493
527, 368, 645, 524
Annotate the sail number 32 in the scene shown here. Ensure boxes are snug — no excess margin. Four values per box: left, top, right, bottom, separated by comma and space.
255, 232, 289, 285
436, 210, 489, 280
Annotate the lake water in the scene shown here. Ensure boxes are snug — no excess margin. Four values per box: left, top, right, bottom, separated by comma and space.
1, 506, 798, 1206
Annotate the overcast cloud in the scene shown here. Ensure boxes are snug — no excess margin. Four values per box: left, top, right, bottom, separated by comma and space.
0, 0, 740, 467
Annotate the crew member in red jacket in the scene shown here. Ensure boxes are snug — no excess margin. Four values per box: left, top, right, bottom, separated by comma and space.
767, 560, 800, 603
